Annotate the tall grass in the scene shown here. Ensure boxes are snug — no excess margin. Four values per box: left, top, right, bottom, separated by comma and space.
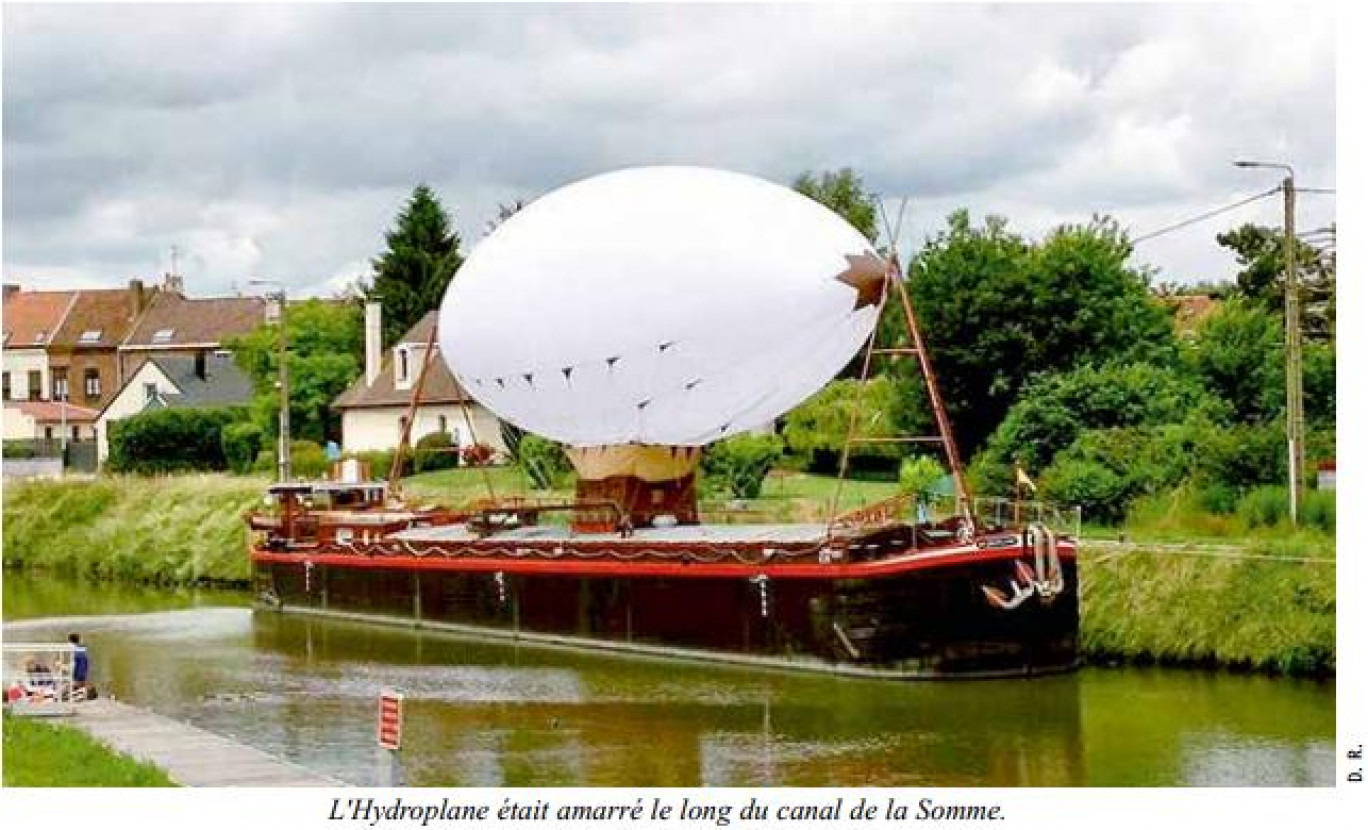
1079, 547, 1335, 676
3, 475, 267, 585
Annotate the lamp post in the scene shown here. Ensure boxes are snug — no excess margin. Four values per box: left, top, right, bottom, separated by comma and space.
1234, 160, 1302, 524
250, 280, 291, 482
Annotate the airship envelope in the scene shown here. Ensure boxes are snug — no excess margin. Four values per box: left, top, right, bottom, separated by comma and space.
439, 166, 883, 449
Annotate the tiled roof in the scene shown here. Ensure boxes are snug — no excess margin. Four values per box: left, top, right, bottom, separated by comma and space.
2, 290, 77, 347
1167, 294, 1222, 335
334, 312, 471, 409
122, 293, 269, 348
49, 288, 142, 348
6, 400, 100, 423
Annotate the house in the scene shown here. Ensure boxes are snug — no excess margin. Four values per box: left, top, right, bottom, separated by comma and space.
95, 352, 255, 461
117, 287, 269, 381
46, 280, 153, 410
3, 400, 101, 443
1167, 294, 1222, 338
332, 304, 503, 454
2, 286, 77, 407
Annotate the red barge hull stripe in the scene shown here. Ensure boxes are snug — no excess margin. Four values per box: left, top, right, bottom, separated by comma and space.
250, 544, 1076, 580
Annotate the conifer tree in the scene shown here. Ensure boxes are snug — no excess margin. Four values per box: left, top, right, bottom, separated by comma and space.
368, 184, 463, 346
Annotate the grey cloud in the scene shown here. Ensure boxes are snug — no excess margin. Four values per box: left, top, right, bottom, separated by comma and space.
3, 3, 1335, 293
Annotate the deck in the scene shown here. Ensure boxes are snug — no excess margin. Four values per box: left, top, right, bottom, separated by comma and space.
68, 698, 342, 786
392, 521, 833, 546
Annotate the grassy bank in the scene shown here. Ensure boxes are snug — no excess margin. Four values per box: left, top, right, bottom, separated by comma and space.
2, 712, 177, 786
1079, 547, 1334, 676
2, 472, 1334, 675
3, 475, 266, 585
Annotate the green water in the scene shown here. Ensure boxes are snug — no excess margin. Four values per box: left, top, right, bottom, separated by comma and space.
2, 572, 1334, 786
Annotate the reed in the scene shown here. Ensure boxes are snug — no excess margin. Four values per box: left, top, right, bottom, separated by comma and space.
1078, 547, 1335, 676
2, 475, 266, 585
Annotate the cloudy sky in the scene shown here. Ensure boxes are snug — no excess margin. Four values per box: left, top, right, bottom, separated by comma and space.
2, 3, 1336, 298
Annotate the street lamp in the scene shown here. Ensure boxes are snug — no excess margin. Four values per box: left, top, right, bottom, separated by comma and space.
249, 279, 291, 482
1234, 160, 1303, 524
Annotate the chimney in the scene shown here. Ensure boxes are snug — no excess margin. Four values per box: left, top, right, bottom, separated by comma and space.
129, 278, 146, 319
194, 350, 207, 381
365, 302, 382, 387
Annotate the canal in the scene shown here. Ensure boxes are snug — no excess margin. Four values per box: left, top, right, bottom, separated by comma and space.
2, 572, 1334, 786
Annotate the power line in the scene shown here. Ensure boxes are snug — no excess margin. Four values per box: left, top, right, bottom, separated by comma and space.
1296, 187, 1336, 195
1132, 187, 1280, 244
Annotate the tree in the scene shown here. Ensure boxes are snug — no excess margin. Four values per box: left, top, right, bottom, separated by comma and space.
1184, 296, 1282, 424
781, 377, 905, 473
1216, 222, 1335, 342
900, 211, 1176, 456
368, 184, 464, 346
228, 299, 364, 444
792, 168, 880, 243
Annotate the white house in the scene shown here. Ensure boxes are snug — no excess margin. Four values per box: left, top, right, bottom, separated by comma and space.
95, 352, 255, 461
333, 304, 504, 454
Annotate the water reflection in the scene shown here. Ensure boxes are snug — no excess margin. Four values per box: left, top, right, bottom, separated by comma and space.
0, 574, 1333, 786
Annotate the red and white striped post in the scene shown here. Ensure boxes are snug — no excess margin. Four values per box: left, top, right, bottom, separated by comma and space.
376, 688, 403, 785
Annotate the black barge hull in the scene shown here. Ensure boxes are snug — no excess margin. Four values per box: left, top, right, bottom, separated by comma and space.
252, 548, 1078, 679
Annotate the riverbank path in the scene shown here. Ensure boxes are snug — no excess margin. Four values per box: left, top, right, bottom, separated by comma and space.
68, 698, 344, 786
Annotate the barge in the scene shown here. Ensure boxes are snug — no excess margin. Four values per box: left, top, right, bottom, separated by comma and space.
249, 165, 1080, 679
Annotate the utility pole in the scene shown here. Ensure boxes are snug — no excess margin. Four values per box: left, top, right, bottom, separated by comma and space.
277, 290, 292, 482
251, 280, 291, 482
1235, 161, 1303, 524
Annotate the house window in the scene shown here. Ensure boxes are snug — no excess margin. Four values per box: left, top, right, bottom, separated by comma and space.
144, 382, 159, 404
79, 329, 102, 343
398, 348, 410, 384
71, 425, 80, 441
1, 372, 9, 401
438, 415, 448, 434
52, 369, 69, 401
44, 426, 53, 441
28, 370, 42, 399
152, 328, 175, 344
84, 368, 102, 399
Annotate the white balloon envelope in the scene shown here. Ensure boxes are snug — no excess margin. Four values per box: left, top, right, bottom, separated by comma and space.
439, 166, 884, 449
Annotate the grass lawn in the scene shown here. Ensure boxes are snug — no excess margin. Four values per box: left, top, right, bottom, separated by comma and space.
2, 712, 176, 786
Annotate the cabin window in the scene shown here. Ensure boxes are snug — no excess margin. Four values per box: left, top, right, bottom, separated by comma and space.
336, 528, 354, 544
84, 368, 101, 399
1, 372, 9, 401
51, 369, 69, 401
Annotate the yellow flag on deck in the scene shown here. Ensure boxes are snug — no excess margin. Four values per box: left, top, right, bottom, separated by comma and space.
1015, 465, 1037, 493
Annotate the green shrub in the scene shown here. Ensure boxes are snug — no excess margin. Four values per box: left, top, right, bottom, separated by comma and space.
516, 435, 572, 490
107, 408, 237, 474
1195, 482, 1240, 515
703, 433, 784, 499
898, 455, 947, 497
1301, 489, 1336, 534
412, 431, 459, 473
1040, 458, 1129, 524
1237, 485, 1288, 528
250, 440, 331, 479
221, 421, 264, 474
290, 440, 329, 478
